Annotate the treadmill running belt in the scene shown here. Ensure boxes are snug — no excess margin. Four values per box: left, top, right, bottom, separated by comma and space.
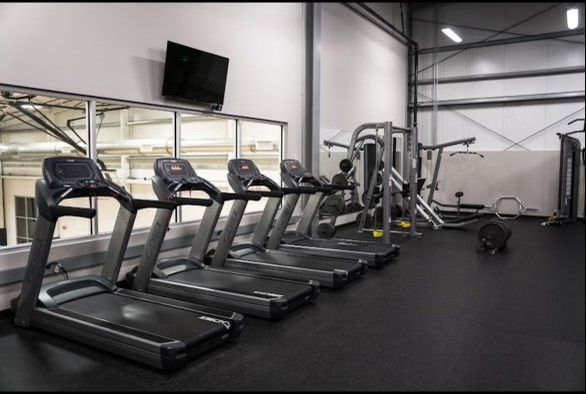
168, 268, 312, 299
244, 252, 360, 272
293, 238, 394, 254
59, 293, 226, 348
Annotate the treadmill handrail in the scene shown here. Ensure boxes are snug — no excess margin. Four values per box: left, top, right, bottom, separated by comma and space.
169, 197, 214, 207
281, 187, 317, 195
220, 192, 262, 201
134, 199, 178, 211
52, 206, 97, 219
323, 184, 355, 192
37, 178, 135, 221
247, 189, 284, 198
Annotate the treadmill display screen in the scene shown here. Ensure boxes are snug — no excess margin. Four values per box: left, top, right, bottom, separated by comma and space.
281, 159, 306, 177
164, 162, 189, 178
55, 163, 93, 180
228, 159, 260, 179
155, 158, 197, 180
43, 157, 103, 188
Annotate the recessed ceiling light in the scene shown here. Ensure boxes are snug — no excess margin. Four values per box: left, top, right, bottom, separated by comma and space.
567, 7, 579, 30
21, 104, 41, 111
441, 27, 462, 43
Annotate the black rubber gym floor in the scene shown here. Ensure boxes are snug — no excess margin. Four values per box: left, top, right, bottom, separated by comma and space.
0, 217, 584, 391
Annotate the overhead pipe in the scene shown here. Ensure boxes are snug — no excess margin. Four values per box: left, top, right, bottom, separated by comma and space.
0, 138, 278, 158
2, 113, 234, 134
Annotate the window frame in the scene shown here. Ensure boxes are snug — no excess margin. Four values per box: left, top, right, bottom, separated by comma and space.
14, 196, 36, 244
0, 83, 287, 252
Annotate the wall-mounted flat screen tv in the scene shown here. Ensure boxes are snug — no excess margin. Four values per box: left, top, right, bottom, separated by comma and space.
162, 41, 229, 111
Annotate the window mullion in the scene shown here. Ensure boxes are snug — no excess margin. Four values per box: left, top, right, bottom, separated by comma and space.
86, 100, 98, 235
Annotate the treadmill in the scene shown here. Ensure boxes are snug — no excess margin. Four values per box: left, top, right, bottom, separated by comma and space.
266, 159, 400, 268
207, 159, 367, 289
12, 157, 243, 370
126, 158, 319, 319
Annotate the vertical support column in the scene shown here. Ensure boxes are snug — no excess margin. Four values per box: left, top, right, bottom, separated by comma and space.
235, 119, 241, 159
189, 201, 224, 262
173, 111, 181, 223
210, 199, 248, 267
405, 4, 413, 131
431, 3, 439, 147
296, 192, 324, 236
280, 124, 286, 164
409, 126, 419, 236
86, 100, 99, 235
119, 110, 130, 187
401, 133, 410, 204
267, 193, 300, 249
383, 122, 393, 246
305, 2, 321, 236
173, 111, 181, 159
304, 2, 321, 175
251, 197, 281, 247
100, 206, 136, 286
133, 208, 174, 291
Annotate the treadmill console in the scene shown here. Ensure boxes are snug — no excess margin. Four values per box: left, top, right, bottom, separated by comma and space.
38, 157, 133, 219
228, 159, 261, 180
155, 158, 198, 181
281, 159, 311, 179
280, 159, 322, 187
153, 158, 221, 201
227, 158, 281, 193
43, 157, 104, 189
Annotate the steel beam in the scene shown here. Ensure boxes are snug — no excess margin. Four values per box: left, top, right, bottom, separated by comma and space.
382, 122, 392, 245
415, 92, 530, 151
304, 2, 321, 175
412, 17, 585, 46
343, 2, 414, 47
416, 4, 568, 75
418, 29, 585, 54
415, 66, 586, 85
503, 107, 586, 151
412, 91, 585, 109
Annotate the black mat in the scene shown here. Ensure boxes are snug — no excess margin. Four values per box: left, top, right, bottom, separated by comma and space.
0, 217, 584, 391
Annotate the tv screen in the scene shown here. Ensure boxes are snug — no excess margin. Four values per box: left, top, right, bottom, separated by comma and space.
162, 41, 229, 110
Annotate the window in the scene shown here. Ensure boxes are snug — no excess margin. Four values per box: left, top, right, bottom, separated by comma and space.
15, 197, 38, 244
0, 86, 285, 250
179, 114, 236, 223
0, 91, 91, 247
239, 121, 283, 214
95, 104, 175, 233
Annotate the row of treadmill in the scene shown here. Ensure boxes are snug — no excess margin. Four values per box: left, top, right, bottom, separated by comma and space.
12, 156, 400, 370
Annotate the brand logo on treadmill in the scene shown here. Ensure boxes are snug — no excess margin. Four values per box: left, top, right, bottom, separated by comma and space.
253, 291, 283, 298
198, 316, 232, 330
170, 165, 183, 172
337, 242, 358, 246
241, 165, 250, 171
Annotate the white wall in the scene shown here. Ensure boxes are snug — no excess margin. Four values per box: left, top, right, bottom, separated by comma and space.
320, 3, 407, 131
412, 3, 585, 216
319, 2, 408, 179
0, 2, 308, 311
0, 2, 305, 159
